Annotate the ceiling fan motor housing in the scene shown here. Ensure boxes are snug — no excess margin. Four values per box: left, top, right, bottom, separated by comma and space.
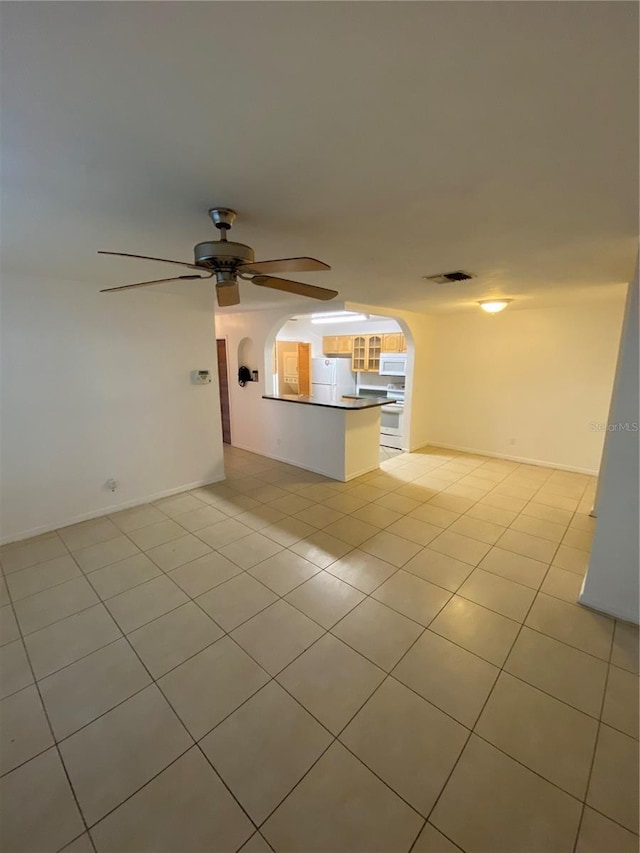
195, 207, 253, 277
193, 239, 254, 270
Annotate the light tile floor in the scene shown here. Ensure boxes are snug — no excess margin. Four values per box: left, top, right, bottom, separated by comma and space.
1, 445, 638, 853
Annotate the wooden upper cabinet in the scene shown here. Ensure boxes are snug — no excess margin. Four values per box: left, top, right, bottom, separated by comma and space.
324, 332, 405, 359
351, 334, 384, 372
322, 336, 338, 354
367, 335, 382, 372
351, 336, 367, 372
322, 335, 353, 355
382, 333, 407, 352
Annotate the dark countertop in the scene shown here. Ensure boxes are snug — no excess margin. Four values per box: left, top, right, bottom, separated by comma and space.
262, 394, 389, 411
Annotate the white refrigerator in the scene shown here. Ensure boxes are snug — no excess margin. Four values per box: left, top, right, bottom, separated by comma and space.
312, 358, 357, 402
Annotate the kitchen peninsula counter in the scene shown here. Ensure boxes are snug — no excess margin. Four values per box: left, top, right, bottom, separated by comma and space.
262, 394, 388, 410
261, 393, 386, 481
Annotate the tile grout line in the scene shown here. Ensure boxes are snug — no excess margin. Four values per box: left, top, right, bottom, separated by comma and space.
220, 650, 434, 839
284, 536, 612, 727
4, 477, 600, 677
32, 543, 206, 842
162, 561, 453, 835
13, 548, 376, 739
571, 611, 617, 853
224, 451, 606, 834
48, 556, 198, 828
5, 473, 605, 724
420, 533, 566, 839
0, 447, 589, 559
73, 564, 264, 847
1, 447, 615, 853
1, 450, 588, 598
369, 527, 533, 845
291, 588, 472, 837
84, 460, 382, 842
1, 553, 99, 853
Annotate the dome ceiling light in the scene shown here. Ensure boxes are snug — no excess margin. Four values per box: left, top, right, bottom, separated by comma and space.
478, 299, 512, 314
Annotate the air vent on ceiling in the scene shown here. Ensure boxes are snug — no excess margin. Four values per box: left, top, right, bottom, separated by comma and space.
423, 270, 475, 284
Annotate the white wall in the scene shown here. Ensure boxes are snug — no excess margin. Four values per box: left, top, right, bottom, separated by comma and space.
217, 296, 625, 474
0, 274, 225, 543
400, 311, 434, 451
425, 300, 625, 473
276, 319, 323, 357
580, 268, 639, 623
215, 308, 291, 456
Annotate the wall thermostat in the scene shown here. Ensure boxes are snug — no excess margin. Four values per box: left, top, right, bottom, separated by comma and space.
192, 370, 212, 384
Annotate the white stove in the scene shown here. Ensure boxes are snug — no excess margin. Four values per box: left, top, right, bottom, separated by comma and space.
380, 384, 405, 449
385, 383, 405, 401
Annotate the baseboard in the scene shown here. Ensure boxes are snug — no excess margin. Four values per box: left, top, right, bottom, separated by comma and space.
426, 442, 599, 476
1, 474, 227, 546
345, 463, 380, 481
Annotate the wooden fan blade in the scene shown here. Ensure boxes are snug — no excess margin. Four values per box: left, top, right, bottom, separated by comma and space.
238, 257, 331, 275
216, 282, 240, 307
251, 275, 338, 301
98, 250, 205, 272
100, 274, 210, 293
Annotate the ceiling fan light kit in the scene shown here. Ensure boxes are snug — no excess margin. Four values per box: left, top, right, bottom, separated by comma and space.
99, 208, 337, 307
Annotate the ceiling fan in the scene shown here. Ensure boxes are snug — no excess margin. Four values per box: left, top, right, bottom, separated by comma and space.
98, 208, 337, 308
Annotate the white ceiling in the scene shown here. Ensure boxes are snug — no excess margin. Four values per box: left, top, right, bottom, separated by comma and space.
1, 2, 637, 313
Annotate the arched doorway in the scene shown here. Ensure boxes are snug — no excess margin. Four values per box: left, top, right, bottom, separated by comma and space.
267, 309, 414, 453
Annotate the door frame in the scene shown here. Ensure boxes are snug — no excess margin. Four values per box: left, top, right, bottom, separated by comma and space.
216, 337, 232, 445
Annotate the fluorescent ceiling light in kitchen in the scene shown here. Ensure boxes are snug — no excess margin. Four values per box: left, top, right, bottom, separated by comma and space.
311, 311, 369, 325
478, 299, 512, 314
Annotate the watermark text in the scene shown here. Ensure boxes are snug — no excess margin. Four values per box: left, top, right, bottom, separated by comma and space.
589, 422, 639, 432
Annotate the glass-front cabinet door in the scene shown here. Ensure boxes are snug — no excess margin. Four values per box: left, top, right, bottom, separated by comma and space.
352, 336, 366, 372
367, 335, 382, 372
